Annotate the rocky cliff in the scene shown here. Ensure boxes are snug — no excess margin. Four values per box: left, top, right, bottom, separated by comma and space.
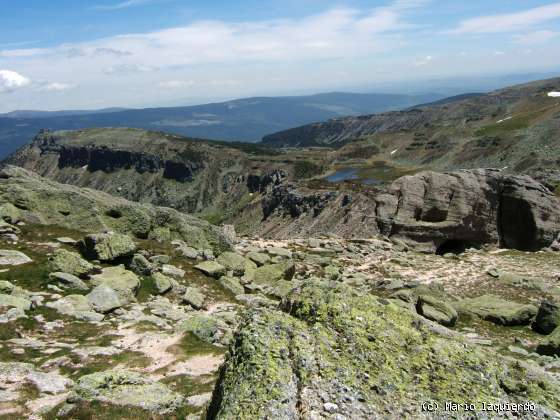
3, 128, 291, 219
241, 169, 560, 253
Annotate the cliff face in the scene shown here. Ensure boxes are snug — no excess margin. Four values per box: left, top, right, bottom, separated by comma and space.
54, 144, 202, 183
241, 169, 560, 253
4, 128, 290, 217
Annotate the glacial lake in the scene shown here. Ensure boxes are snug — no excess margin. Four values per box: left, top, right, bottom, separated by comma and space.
325, 162, 419, 185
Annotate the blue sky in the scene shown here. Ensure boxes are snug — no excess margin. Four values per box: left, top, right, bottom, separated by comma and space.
1, 0, 560, 111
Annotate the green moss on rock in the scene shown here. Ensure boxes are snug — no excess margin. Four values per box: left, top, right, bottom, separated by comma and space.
207, 283, 560, 419
49, 249, 95, 278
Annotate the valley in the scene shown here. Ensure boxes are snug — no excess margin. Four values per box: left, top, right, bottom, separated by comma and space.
0, 77, 559, 419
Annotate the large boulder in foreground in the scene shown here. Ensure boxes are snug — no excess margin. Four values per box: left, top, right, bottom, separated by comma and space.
0, 165, 232, 253
207, 283, 560, 419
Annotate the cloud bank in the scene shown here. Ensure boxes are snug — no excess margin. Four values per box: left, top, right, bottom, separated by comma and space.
0, 1, 559, 111
0, 70, 30, 93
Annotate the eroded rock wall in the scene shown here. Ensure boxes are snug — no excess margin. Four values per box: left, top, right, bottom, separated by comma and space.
253, 169, 560, 252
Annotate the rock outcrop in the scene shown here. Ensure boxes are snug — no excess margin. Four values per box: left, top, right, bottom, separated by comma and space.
254, 169, 560, 252
0, 165, 232, 253
207, 283, 560, 419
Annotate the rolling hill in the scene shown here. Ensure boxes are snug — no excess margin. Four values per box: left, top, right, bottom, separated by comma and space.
0, 91, 443, 159
261, 77, 560, 185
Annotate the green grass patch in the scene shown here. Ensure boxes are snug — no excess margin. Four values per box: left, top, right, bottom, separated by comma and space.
293, 160, 323, 179
474, 109, 546, 136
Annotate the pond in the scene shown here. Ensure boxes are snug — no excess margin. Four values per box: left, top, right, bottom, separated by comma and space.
325, 168, 360, 183
325, 161, 417, 185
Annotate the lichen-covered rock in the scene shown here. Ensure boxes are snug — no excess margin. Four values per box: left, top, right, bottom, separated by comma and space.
90, 265, 140, 304
161, 264, 185, 278
217, 252, 250, 276
177, 314, 224, 344
72, 370, 183, 414
49, 272, 89, 291
50, 249, 95, 278
27, 370, 74, 394
246, 251, 270, 267
46, 294, 104, 322
78, 232, 136, 262
0, 362, 73, 395
207, 283, 560, 419
195, 261, 226, 279
218, 276, 244, 296
152, 272, 173, 295
533, 300, 560, 335
252, 261, 295, 285
269, 279, 300, 299
0, 293, 32, 311
0, 280, 14, 294
455, 295, 538, 326
0, 250, 31, 266
498, 272, 546, 291
86, 285, 122, 313
416, 294, 458, 327
129, 253, 155, 275
183, 287, 206, 310
0, 166, 232, 253
266, 247, 292, 258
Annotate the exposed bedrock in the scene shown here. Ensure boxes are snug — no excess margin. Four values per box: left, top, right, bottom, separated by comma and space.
246, 169, 287, 194
260, 169, 560, 253
55, 145, 201, 183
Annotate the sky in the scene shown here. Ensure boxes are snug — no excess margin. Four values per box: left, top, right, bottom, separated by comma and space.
1, 0, 560, 112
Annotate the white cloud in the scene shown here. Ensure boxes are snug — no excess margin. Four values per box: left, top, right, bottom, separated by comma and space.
414, 55, 433, 66
103, 64, 154, 75
158, 80, 195, 89
4, 4, 425, 70
0, 48, 48, 58
39, 82, 76, 92
450, 3, 560, 34
93, 48, 132, 57
0, 70, 31, 93
92, 0, 155, 11
513, 30, 559, 45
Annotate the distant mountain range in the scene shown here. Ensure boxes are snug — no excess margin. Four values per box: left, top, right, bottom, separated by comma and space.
261, 77, 560, 183
0, 92, 444, 159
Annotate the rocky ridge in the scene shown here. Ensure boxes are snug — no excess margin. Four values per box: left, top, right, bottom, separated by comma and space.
3, 128, 291, 218
262, 77, 560, 182
238, 168, 560, 253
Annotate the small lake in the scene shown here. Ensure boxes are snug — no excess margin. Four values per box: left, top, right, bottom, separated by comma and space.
325, 168, 360, 183
325, 162, 417, 185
